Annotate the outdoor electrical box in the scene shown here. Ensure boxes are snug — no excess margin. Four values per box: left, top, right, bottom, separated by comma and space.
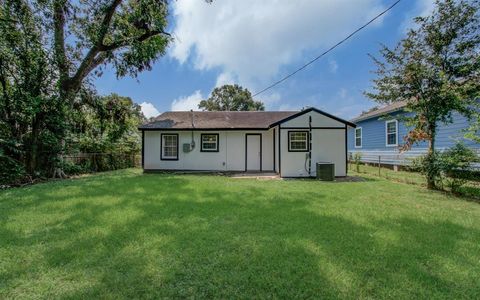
316, 162, 335, 181
183, 143, 191, 153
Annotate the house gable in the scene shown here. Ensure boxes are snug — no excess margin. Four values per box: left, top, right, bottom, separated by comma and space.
270, 107, 355, 129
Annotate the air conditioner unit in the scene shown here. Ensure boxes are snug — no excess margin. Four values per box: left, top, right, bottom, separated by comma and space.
316, 162, 334, 181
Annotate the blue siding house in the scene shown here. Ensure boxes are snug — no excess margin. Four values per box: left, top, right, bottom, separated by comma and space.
347, 102, 480, 166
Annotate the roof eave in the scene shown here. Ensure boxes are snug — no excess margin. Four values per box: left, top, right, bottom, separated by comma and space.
350, 107, 405, 123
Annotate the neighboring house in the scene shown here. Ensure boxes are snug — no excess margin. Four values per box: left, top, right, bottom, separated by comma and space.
139, 107, 356, 177
347, 102, 480, 166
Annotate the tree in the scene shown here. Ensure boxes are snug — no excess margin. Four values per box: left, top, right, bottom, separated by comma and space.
0, 0, 62, 176
50, 0, 170, 177
199, 84, 265, 111
1, 0, 171, 180
366, 0, 480, 189
72, 93, 144, 155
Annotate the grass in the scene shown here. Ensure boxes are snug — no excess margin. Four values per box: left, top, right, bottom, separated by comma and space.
1, 169, 480, 299
350, 163, 480, 199
351, 163, 427, 185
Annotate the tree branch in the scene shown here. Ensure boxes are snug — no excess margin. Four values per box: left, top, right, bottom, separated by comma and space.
53, 0, 68, 92
67, 0, 123, 95
96, 0, 123, 47
99, 29, 170, 51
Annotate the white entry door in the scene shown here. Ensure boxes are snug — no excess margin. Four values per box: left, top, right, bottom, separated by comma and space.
246, 134, 261, 171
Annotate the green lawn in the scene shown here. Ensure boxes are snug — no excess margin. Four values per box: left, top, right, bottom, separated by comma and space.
350, 163, 480, 199
1, 169, 480, 299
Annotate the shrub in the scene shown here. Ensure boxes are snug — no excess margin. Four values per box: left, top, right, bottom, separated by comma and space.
413, 143, 478, 193
438, 143, 478, 194
61, 160, 87, 176
353, 153, 362, 172
0, 155, 28, 187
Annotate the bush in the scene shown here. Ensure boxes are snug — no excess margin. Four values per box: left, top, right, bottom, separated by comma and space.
0, 155, 28, 187
413, 143, 478, 193
438, 143, 478, 194
61, 160, 87, 176
61, 153, 137, 175
353, 153, 362, 172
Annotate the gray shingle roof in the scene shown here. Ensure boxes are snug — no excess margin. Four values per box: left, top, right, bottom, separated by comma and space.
351, 101, 407, 122
139, 111, 298, 130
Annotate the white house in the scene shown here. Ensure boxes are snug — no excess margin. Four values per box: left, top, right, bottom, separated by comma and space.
139, 107, 356, 177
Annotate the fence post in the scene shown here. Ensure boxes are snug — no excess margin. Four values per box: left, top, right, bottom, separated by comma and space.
378, 155, 381, 177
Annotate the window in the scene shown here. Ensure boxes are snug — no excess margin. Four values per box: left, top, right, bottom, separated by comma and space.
355, 127, 362, 148
201, 134, 219, 152
386, 120, 398, 146
161, 134, 178, 160
288, 131, 309, 152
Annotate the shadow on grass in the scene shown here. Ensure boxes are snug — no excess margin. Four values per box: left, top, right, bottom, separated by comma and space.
1, 171, 480, 298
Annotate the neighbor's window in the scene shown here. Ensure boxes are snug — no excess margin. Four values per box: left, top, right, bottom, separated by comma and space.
288, 131, 309, 152
386, 120, 398, 146
201, 134, 219, 152
161, 134, 178, 160
355, 127, 362, 148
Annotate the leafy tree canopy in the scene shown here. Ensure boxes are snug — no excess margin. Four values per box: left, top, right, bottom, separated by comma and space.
0, 0, 170, 182
199, 84, 265, 111
71, 93, 144, 154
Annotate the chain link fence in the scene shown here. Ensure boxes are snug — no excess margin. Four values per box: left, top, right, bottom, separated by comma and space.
62, 153, 141, 174
348, 154, 480, 199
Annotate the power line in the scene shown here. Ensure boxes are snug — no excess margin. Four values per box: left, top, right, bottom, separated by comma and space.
252, 0, 403, 97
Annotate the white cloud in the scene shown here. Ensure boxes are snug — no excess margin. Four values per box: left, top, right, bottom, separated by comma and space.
329, 59, 338, 73
260, 92, 281, 107
215, 72, 236, 87
140, 102, 160, 118
400, 0, 435, 33
278, 103, 300, 111
334, 104, 367, 119
171, 0, 385, 84
171, 90, 204, 111
331, 88, 372, 119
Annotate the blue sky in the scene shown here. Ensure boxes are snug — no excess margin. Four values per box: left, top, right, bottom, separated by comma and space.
94, 0, 434, 119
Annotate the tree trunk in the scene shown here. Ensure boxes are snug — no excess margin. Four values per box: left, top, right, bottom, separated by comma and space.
27, 116, 41, 174
52, 138, 67, 179
426, 123, 437, 189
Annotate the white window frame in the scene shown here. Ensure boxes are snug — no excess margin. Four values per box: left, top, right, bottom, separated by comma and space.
385, 120, 398, 147
288, 131, 309, 152
201, 133, 219, 152
354, 127, 362, 148
161, 133, 178, 160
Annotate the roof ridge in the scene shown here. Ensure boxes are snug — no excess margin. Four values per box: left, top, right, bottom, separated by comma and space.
162, 110, 299, 113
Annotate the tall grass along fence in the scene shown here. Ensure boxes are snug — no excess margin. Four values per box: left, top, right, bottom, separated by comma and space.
1, 152, 141, 188
62, 153, 141, 174
348, 154, 480, 199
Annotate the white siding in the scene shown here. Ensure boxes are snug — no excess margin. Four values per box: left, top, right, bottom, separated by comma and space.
143, 110, 349, 177
225, 131, 245, 171
279, 110, 347, 177
311, 129, 346, 176
262, 129, 274, 171
274, 126, 279, 173
144, 129, 275, 171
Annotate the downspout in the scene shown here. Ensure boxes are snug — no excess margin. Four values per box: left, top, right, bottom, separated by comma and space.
305, 116, 312, 175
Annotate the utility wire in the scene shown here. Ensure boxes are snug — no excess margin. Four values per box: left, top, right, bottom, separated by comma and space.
252, 0, 402, 97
